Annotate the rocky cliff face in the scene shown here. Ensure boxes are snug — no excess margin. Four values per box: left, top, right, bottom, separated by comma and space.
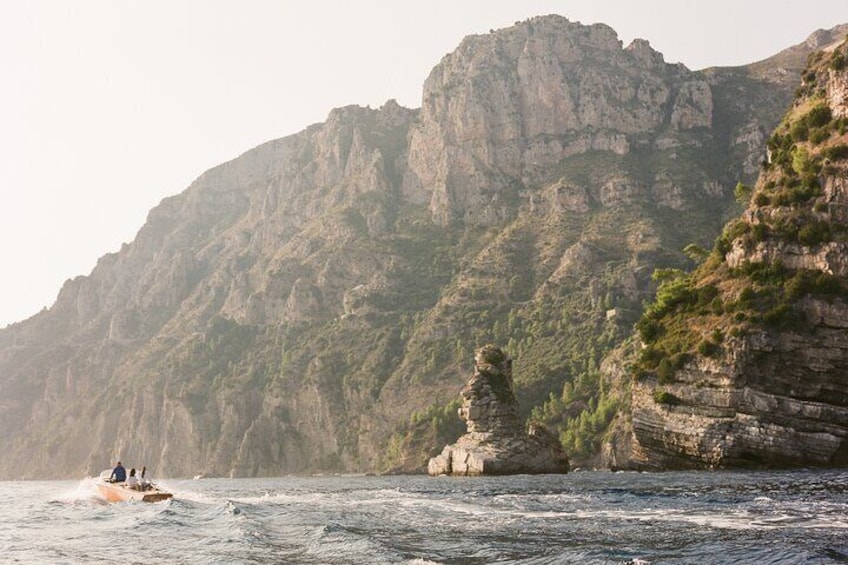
0, 101, 418, 478
613, 38, 848, 469
428, 345, 569, 475
404, 17, 714, 225
0, 16, 844, 479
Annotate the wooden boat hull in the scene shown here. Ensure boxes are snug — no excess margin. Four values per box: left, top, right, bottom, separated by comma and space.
96, 481, 172, 503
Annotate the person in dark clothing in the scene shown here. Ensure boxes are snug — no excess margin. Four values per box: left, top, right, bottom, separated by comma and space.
110, 461, 126, 483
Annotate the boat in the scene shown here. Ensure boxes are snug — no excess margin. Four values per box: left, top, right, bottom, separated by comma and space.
95, 469, 173, 503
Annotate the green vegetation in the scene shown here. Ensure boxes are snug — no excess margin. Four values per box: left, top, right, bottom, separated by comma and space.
653, 389, 681, 405
822, 144, 848, 162
724, 261, 845, 329
734, 181, 752, 204
804, 104, 833, 129
683, 243, 710, 263
381, 399, 466, 471
798, 221, 831, 246
167, 316, 264, 414
832, 50, 846, 71
631, 267, 714, 380
632, 101, 848, 380
792, 147, 814, 175
697, 339, 720, 358
531, 370, 623, 461
765, 100, 838, 176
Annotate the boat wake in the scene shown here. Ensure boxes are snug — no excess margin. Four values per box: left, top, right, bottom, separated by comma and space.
5, 471, 846, 564
50, 477, 104, 504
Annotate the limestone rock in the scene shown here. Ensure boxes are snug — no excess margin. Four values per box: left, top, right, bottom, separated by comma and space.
610, 40, 848, 470
827, 68, 848, 119
627, 317, 848, 469
404, 15, 713, 226
428, 345, 569, 475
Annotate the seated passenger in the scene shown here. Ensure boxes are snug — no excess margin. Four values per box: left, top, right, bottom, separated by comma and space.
140, 466, 151, 490
126, 468, 140, 490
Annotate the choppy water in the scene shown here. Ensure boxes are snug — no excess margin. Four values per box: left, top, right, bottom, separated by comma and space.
1, 470, 847, 564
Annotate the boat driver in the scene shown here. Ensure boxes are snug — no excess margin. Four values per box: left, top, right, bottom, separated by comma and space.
109, 461, 127, 483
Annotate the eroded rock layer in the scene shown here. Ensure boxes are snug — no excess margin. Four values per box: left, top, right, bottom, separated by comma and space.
617, 39, 848, 469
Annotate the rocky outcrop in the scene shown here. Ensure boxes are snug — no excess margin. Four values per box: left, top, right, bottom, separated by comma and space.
613, 39, 848, 470
428, 345, 569, 475
629, 320, 848, 468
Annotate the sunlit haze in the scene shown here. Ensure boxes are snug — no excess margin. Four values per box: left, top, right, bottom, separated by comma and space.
1, 0, 846, 327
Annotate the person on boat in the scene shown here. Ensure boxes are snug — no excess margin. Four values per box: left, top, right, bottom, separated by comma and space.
126, 468, 140, 490
139, 466, 151, 490
109, 461, 126, 483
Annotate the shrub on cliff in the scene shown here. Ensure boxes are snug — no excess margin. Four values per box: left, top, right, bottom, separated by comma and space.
636, 317, 663, 343
809, 126, 830, 144
804, 104, 832, 129
697, 339, 720, 358
785, 270, 844, 301
822, 144, 848, 162
798, 221, 831, 246
653, 389, 680, 405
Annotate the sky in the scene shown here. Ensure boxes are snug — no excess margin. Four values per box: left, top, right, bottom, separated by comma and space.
1, 1, 846, 328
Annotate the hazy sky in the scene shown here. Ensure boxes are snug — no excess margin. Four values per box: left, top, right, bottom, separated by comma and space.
1, 1, 846, 327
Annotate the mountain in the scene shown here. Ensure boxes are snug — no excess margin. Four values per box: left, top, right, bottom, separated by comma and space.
603, 36, 848, 469
1, 16, 845, 479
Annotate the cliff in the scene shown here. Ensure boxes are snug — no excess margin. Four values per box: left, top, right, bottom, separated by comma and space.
405, 18, 712, 225
611, 38, 848, 469
0, 16, 844, 478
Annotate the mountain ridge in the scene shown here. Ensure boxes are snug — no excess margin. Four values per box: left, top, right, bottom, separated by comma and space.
1, 15, 846, 479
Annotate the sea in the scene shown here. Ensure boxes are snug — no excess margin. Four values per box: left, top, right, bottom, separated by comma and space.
1, 469, 847, 564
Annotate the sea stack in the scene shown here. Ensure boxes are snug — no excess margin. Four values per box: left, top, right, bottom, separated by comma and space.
428, 345, 570, 476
